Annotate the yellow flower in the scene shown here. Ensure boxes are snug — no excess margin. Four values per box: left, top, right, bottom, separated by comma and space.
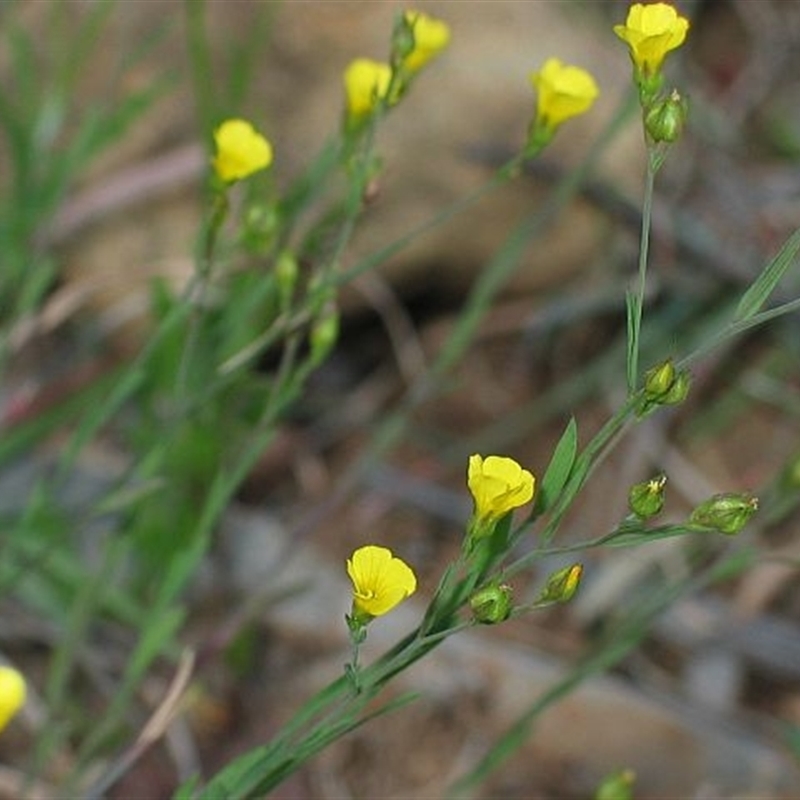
530, 58, 599, 132
343, 58, 392, 119
402, 10, 451, 72
212, 119, 273, 183
614, 3, 690, 77
347, 545, 417, 620
0, 666, 25, 733
468, 454, 535, 524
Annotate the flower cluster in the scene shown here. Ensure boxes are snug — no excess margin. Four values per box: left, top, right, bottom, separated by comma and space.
614, 3, 690, 143
212, 118, 273, 183
343, 9, 450, 127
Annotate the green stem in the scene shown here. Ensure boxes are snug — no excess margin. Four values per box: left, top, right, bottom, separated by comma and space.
627, 153, 657, 394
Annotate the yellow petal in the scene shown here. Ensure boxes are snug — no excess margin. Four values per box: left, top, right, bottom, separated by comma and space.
0, 667, 25, 733
212, 119, 273, 183
468, 454, 536, 522
530, 58, 599, 130
403, 11, 451, 72
347, 545, 417, 618
343, 59, 392, 118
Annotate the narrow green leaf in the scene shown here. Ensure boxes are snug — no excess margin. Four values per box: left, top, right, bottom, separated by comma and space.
735, 226, 800, 321
536, 416, 578, 513
170, 776, 199, 800
625, 289, 637, 392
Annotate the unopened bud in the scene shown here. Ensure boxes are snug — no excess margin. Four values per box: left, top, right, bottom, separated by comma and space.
629, 475, 667, 519
644, 358, 676, 397
537, 563, 583, 605
661, 368, 691, 405
645, 89, 688, 143
595, 768, 636, 800
309, 305, 340, 366
243, 204, 279, 254
786, 453, 800, 488
639, 359, 690, 415
689, 492, 758, 535
275, 250, 299, 307
470, 584, 513, 624
390, 11, 416, 68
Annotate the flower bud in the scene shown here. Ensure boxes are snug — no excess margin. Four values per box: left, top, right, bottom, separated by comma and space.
390, 12, 416, 68
645, 89, 688, 143
470, 584, 513, 624
661, 368, 691, 405
628, 475, 667, 519
275, 249, 299, 306
639, 359, 690, 415
644, 358, 676, 397
785, 452, 800, 488
243, 204, 279, 254
309, 305, 340, 366
537, 563, 583, 605
689, 492, 758, 535
595, 768, 636, 800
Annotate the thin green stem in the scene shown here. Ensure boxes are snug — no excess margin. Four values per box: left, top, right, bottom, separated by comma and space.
627, 153, 657, 393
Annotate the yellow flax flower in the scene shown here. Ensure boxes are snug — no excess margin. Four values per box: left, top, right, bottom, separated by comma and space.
614, 3, 690, 77
343, 58, 392, 119
402, 10, 451, 72
347, 545, 417, 621
212, 119, 273, 183
530, 58, 599, 133
468, 454, 535, 525
0, 666, 25, 733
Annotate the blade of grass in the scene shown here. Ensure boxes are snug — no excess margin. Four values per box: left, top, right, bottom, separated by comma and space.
735, 226, 800, 321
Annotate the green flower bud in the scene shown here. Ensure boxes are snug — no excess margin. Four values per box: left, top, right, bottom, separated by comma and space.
537, 563, 583, 605
309, 305, 339, 366
644, 358, 676, 397
595, 769, 636, 800
661, 368, 691, 405
275, 250, 299, 307
689, 492, 759, 535
645, 89, 688, 143
639, 359, 691, 415
629, 475, 667, 519
470, 584, 514, 624
390, 11, 416, 68
243, 204, 279, 254
786, 452, 800, 488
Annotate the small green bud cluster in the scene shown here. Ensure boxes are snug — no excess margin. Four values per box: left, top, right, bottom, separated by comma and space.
638, 358, 690, 416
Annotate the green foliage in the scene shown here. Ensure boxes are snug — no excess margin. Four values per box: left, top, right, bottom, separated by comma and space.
0, 2, 795, 798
